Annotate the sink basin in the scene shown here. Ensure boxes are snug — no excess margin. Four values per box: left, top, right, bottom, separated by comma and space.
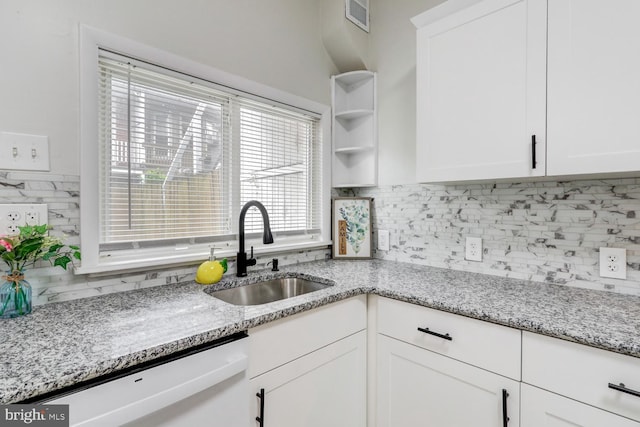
208, 277, 332, 306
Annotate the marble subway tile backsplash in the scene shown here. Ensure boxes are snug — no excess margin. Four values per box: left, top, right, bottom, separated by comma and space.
0, 171, 330, 305
4, 170, 640, 303
343, 178, 640, 296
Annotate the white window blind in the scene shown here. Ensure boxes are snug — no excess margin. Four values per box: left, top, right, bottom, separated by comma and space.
98, 51, 322, 252
237, 99, 322, 236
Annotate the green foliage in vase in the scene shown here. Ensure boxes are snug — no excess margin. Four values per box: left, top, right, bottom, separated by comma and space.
0, 224, 81, 273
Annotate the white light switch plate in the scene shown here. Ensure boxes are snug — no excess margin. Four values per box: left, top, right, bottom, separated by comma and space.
0, 132, 50, 171
378, 229, 390, 251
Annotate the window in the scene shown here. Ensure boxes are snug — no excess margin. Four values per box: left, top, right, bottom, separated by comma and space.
79, 28, 329, 273
99, 55, 232, 246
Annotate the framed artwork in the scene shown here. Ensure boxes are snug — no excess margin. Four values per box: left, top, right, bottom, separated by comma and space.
332, 197, 373, 259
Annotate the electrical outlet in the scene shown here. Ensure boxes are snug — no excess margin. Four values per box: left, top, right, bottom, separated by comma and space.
599, 247, 627, 279
0, 204, 48, 235
465, 237, 482, 262
25, 210, 39, 224
378, 229, 390, 251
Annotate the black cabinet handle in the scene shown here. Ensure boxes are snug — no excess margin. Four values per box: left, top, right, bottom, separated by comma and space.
502, 389, 510, 427
417, 327, 452, 341
531, 135, 537, 169
609, 382, 640, 398
256, 388, 265, 426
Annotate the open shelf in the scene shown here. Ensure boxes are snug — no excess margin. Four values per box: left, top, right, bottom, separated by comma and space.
334, 146, 374, 154
335, 109, 374, 121
331, 71, 377, 188
332, 148, 377, 188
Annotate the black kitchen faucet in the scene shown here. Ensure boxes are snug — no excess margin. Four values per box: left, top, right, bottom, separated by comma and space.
236, 200, 274, 277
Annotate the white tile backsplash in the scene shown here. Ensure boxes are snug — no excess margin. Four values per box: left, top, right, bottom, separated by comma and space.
4, 169, 640, 302
341, 178, 640, 295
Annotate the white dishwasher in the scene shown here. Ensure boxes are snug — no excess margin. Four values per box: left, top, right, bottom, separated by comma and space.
44, 332, 249, 427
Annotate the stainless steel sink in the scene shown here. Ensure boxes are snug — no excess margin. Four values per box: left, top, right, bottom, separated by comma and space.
208, 277, 332, 306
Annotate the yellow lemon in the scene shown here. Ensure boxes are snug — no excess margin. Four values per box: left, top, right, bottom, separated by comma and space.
195, 260, 224, 285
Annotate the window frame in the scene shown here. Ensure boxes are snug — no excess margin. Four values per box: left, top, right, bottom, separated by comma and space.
78, 25, 331, 275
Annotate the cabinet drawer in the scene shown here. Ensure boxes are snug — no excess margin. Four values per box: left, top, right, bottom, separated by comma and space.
248, 295, 367, 378
377, 297, 521, 380
523, 331, 640, 422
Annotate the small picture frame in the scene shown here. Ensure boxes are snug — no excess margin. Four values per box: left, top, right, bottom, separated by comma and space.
332, 197, 373, 259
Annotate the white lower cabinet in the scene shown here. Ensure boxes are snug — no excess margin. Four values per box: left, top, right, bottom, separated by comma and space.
243, 296, 640, 427
522, 331, 640, 425
247, 296, 367, 427
249, 330, 366, 427
521, 383, 639, 427
377, 334, 519, 427
374, 296, 521, 427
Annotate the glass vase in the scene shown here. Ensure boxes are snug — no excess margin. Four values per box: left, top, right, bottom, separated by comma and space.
0, 270, 32, 319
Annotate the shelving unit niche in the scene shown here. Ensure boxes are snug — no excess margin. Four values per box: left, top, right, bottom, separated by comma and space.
331, 70, 377, 188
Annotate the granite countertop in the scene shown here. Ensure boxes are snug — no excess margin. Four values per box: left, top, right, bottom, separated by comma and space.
2, 258, 640, 403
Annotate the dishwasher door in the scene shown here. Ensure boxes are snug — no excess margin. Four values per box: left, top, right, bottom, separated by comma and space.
47, 334, 249, 427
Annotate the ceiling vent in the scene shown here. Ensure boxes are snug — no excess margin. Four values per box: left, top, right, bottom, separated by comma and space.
346, 0, 369, 32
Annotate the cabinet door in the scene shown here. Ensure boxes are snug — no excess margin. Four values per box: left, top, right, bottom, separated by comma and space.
415, 0, 546, 182
377, 334, 520, 427
521, 384, 640, 427
547, 0, 640, 176
249, 331, 366, 427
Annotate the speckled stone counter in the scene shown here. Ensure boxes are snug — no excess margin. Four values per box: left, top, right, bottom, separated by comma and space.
2, 259, 640, 403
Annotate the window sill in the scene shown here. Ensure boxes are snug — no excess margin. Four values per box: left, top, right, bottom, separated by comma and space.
74, 239, 332, 277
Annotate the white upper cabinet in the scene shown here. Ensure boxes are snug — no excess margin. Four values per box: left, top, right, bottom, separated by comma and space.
414, 0, 640, 182
546, 0, 640, 176
413, 0, 547, 182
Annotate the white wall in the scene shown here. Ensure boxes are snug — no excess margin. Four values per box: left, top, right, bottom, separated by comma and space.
0, 0, 338, 175
0, 0, 440, 183
369, 0, 444, 185
320, 0, 370, 72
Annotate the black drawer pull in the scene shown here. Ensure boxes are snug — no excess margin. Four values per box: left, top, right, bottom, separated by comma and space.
609, 382, 640, 398
502, 389, 510, 427
256, 388, 265, 426
417, 327, 452, 341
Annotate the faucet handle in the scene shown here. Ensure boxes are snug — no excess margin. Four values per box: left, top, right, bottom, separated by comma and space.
208, 246, 220, 261
247, 246, 257, 267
